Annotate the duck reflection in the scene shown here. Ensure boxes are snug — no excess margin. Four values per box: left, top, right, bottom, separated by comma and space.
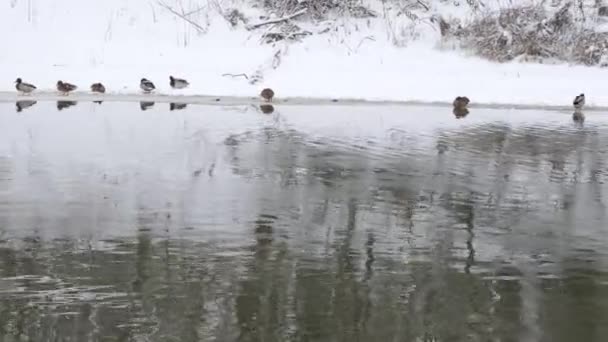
15, 100, 37, 112
56, 100, 77, 111
453, 107, 469, 119
260, 104, 274, 114
169, 102, 187, 111
572, 111, 584, 124
140, 101, 155, 111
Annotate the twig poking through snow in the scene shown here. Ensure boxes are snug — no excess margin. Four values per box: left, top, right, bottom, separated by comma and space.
222, 73, 249, 80
156, 0, 206, 33
246, 9, 308, 30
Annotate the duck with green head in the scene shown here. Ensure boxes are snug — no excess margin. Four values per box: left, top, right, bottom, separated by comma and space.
15, 78, 36, 94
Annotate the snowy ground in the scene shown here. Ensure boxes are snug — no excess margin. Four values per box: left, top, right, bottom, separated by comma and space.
2, 0, 608, 107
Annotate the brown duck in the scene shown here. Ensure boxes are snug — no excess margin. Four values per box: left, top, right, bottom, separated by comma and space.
91, 82, 106, 93
453, 96, 470, 109
57, 80, 77, 95
260, 88, 274, 102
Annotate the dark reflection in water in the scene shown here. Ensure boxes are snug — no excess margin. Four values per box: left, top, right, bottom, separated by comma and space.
56, 100, 77, 111
94, 100, 103, 105
15, 100, 37, 112
140, 101, 155, 111
260, 104, 274, 114
170, 102, 188, 111
1, 103, 608, 341
453, 107, 469, 119
573, 111, 585, 124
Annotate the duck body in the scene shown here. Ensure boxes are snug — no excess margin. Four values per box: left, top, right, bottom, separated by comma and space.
91, 82, 106, 93
140, 78, 155, 93
261, 88, 274, 102
453, 96, 470, 109
170, 76, 189, 89
15, 78, 36, 94
57, 80, 77, 95
573, 93, 585, 109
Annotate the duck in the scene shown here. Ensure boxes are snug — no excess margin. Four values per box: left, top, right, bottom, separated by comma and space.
91, 82, 106, 93
140, 78, 155, 93
453, 96, 470, 109
57, 80, 77, 95
169, 76, 189, 89
15, 78, 36, 94
573, 93, 585, 110
260, 88, 274, 102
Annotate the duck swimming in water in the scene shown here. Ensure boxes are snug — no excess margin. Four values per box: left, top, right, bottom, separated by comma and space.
91, 82, 106, 93
169, 76, 189, 89
140, 78, 155, 93
57, 81, 77, 95
573, 93, 585, 110
15, 78, 36, 94
260, 88, 274, 102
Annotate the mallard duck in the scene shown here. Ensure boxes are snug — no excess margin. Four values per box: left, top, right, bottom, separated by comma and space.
15, 100, 37, 112
15, 78, 36, 94
453, 96, 470, 109
57, 81, 77, 95
573, 93, 585, 109
260, 88, 274, 102
91, 82, 106, 93
140, 78, 155, 93
169, 76, 189, 89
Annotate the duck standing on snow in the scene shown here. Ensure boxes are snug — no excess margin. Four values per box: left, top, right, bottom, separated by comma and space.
573, 93, 585, 110
260, 88, 274, 102
91, 82, 106, 93
140, 78, 155, 93
57, 80, 77, 95
15, 78, 36, 94
169, 76, 189, 89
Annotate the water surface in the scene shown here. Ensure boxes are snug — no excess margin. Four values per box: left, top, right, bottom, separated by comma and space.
1, 101, 608, 341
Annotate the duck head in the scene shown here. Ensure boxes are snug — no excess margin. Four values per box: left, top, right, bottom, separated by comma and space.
15, 78, 22, 84
141, 78, 148, 83
57, 80, 63, 86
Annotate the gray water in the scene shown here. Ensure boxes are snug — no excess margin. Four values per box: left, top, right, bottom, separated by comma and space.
1, 100, 608, 341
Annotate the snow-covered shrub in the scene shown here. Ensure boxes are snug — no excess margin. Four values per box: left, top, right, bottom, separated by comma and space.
456, 3, 608, 65
260, 0, 376, 19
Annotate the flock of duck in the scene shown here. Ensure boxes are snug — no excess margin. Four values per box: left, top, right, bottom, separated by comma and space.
14, 76, 276, 101
13, 77, 586, 119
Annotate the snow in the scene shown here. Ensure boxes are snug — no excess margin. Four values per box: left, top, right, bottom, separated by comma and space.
1, 0, 608, 107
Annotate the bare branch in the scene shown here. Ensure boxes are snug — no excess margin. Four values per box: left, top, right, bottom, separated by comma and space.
246, 8, 308, 30
222, 73, 249, 80
156, 0, 206, 33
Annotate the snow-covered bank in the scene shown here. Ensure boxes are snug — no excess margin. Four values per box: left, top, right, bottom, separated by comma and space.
3, 0, 608, 107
